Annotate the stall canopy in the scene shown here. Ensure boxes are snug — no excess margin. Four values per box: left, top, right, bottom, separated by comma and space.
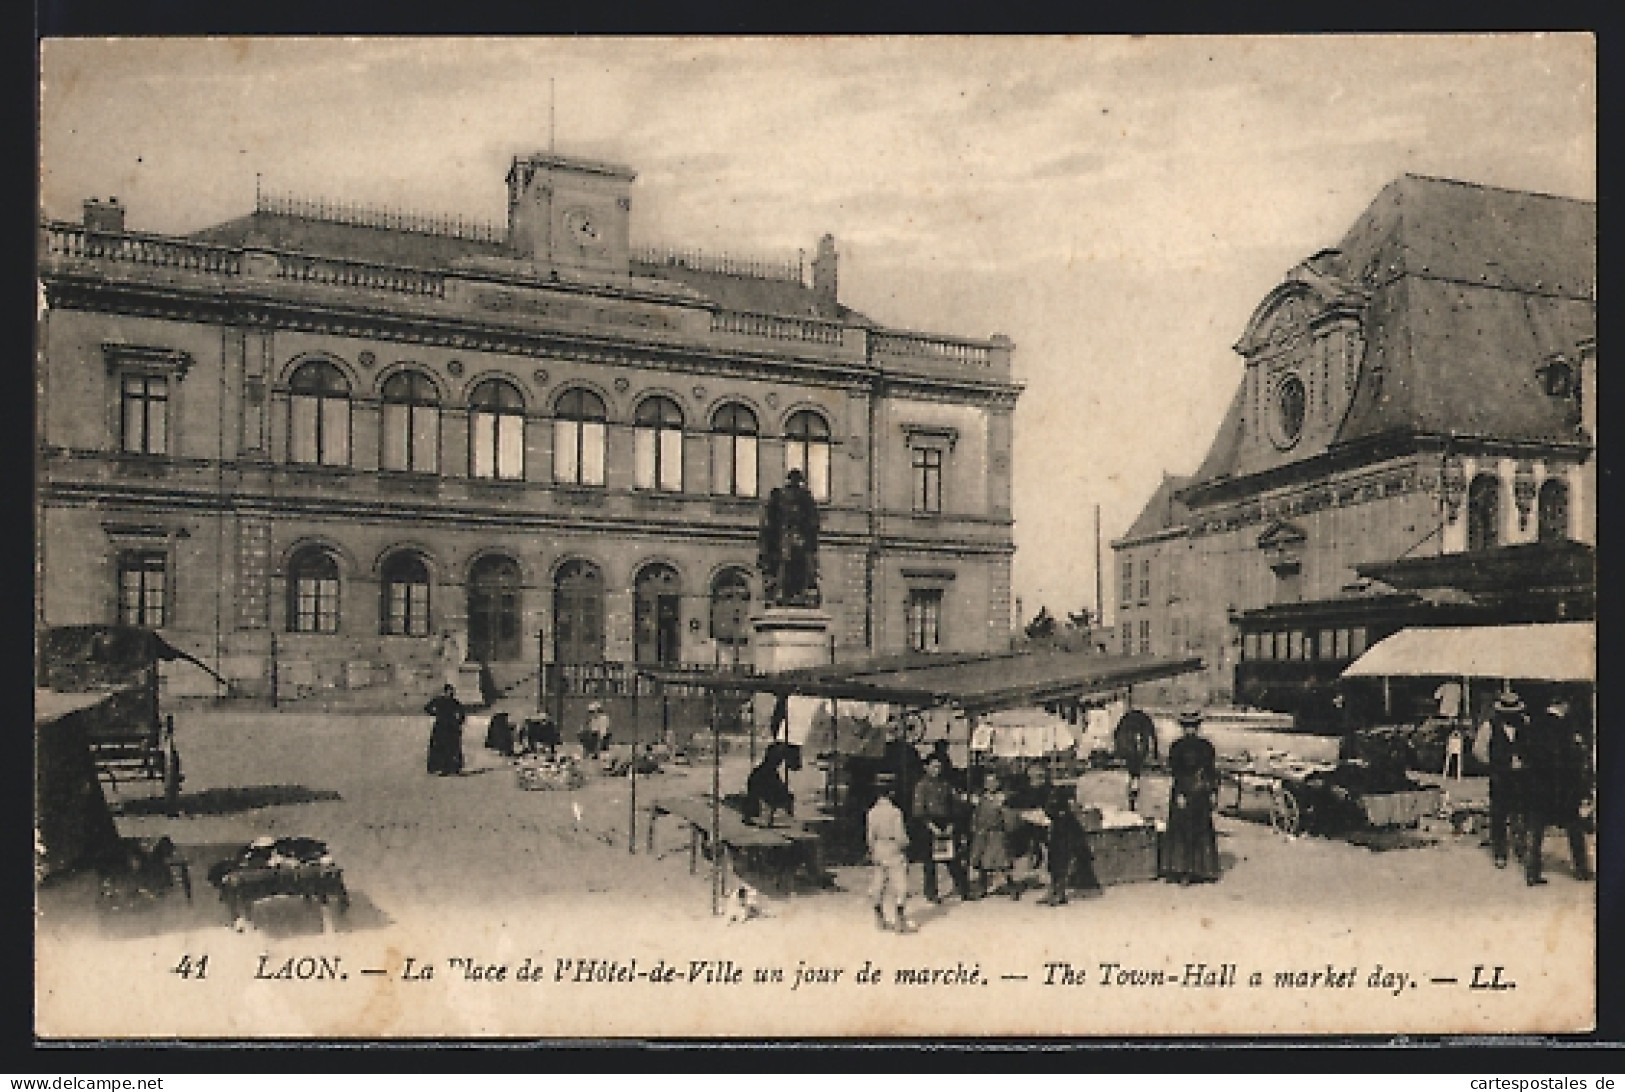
971, 707, 1077, 757
638, 648, 1204, 716
1340, 622, 1594, 683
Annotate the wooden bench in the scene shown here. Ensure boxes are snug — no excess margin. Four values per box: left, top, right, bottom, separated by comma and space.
647, 797, 826, 893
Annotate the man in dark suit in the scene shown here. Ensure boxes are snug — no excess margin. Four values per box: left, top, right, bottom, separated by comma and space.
1485, 689, 1528, 870
1522, 693, 1593, 885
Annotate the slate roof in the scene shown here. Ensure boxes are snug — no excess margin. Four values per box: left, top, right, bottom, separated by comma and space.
191, 212, 507, 269
191, 211, 868, 322
1117, 473, 1192, 545
1184, 175, 1595, 491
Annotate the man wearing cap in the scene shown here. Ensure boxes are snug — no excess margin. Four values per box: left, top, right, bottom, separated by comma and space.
1486, 689, 1528, 870
867, 784, 915, 932
580, 701, 610, 759
1163, 708, 1221, 884
912, 755, 970, 903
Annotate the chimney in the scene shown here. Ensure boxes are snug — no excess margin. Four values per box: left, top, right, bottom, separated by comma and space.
812, 234, 838, 306
83, 197, 125, 234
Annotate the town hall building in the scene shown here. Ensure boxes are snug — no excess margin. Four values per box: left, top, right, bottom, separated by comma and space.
37, 150, 1020, 700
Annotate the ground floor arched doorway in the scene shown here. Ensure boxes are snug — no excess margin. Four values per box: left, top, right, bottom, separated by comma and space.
468, 553, 523, 662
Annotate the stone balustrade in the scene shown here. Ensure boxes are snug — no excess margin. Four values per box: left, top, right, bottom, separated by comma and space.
271, 252, 447, 299
871, 331, 993, 368
710, 309, 845, 345
44, 223, 242, 275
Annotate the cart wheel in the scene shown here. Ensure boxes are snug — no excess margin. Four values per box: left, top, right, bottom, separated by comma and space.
901, 712, 928, 745
1270, 787, 1302, 836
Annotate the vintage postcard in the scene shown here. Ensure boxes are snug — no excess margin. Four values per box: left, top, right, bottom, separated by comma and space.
34, 35, 1596, 1040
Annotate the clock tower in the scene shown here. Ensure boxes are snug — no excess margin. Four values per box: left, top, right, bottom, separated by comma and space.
505, 151, 635, 278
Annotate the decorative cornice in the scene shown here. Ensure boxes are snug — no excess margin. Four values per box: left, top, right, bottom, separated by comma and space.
902, 423, 959, 450
102, 342, 193, 378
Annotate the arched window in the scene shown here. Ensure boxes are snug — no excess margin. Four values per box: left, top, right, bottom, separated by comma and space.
1538, 477, 1570, 542
288, 546, 341, 633
710, 567, 752, 646
468, 554, 523, 663
469, 379, 525, 481
552, 388, 607, 486
380, 370, 440, 473
710, 403, 758, 498
380, 552, 431, 637
553, 560, 604, 664
1467, 473, 1501, 551
634, 396, 685, 492
288, 360, 351, 466
784, 409, 831, 501
634, 562, 682, 664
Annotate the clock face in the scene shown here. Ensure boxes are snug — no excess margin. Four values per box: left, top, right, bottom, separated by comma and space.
561, 207, 602, 248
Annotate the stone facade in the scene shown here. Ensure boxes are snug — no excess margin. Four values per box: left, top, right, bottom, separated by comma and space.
37, 153, 1020, 699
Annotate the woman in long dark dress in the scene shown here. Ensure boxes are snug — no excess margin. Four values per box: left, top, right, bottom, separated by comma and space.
424, 684, 466, 776
1163, 708, 1221, 883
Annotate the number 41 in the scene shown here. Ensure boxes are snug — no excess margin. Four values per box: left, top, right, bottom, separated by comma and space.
171, 954, 209, 979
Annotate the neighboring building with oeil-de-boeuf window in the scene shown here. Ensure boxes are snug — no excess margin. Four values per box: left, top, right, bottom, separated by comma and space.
1113, 175, 1594, 712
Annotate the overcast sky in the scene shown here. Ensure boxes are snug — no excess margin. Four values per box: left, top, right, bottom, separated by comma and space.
39, 36, 1595, 624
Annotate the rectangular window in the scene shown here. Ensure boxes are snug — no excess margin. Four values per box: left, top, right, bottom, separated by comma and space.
295, 576, 340, 633
290, 396, 318, 464
660, 428, 683, 491
1120, 560, 1133, 607
634, 428, 656, 489
1289, 631, 1305, 660
1139, 560, 1150, 604
1138, 619, 1151, 655
472, 413, 525, 480
911, 446, 944, 514
786, 441, 833, 502
1318, 629, 1335, 660
411, 405, 438, 473
806, 443, 831, 502
1334, 628, 1351, 659
553, 420, 605, 486
1243, 633, 1260, 661
120, 374, 168, 455
1122, 626, 1133, 657
117, 551, 167, 627
906, 589, 943, 653
381, 405, 407, 470
387, 583, 431, 637
496, 417, 525, 480
1351, 627, 1368, 656
711, 434, 758, 497
382, 404, 439, 473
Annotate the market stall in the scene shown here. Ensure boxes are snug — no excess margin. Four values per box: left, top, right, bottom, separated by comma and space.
635, 648, 1204, 912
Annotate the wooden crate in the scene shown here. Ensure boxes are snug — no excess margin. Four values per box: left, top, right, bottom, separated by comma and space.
1086, 824, 1160, 885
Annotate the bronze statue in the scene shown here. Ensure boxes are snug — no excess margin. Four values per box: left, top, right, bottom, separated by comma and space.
758, 469, 821, 607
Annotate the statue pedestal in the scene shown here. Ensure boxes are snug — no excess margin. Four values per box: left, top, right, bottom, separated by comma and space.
454, 664, 485, 705
751, 607, 834, 674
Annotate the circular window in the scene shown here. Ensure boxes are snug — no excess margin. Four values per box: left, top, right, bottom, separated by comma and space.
1274, 374, 1307, 449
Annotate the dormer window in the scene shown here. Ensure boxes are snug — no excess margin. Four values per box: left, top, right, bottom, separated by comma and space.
1536, 356, 1574, 398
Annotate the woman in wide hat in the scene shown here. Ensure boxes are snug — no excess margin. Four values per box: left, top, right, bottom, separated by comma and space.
1163, 708, 1221, 884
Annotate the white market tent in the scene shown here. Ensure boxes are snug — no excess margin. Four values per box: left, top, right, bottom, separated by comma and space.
1341, 622, 1594, 683
970, 706, 1078, 758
